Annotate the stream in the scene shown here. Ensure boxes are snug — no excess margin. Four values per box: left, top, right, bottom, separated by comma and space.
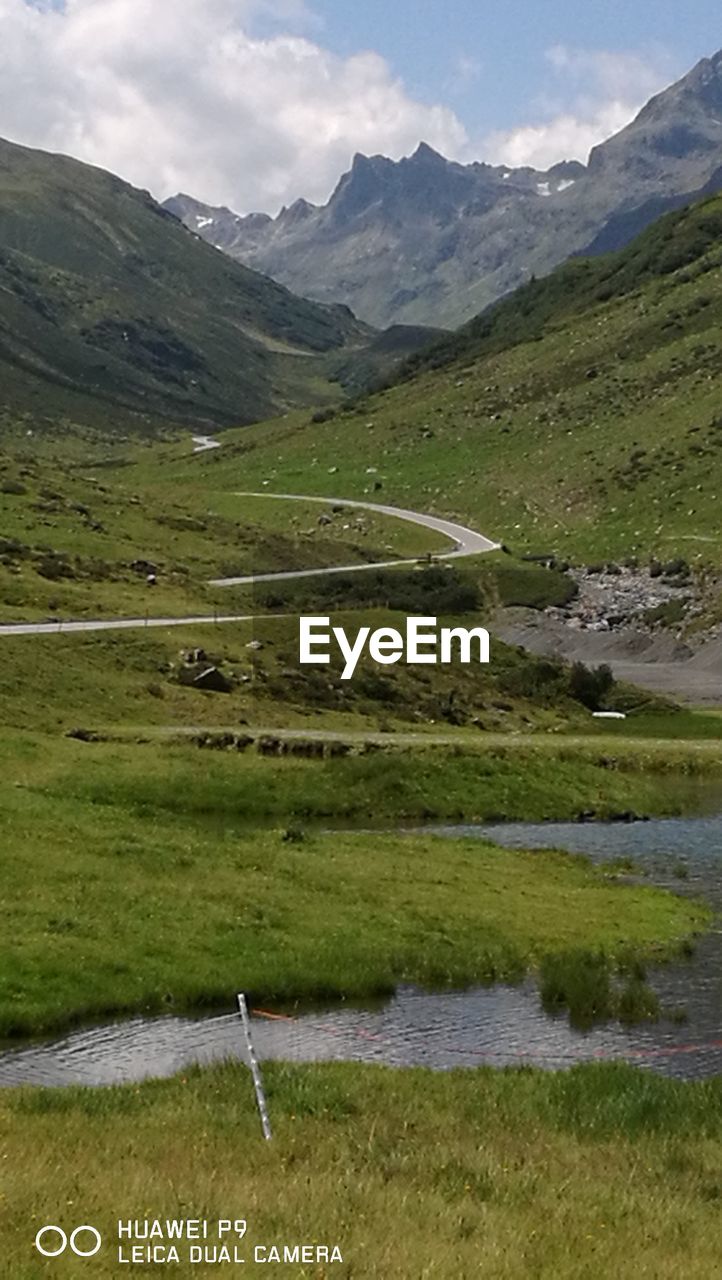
1, 813, 720, 1087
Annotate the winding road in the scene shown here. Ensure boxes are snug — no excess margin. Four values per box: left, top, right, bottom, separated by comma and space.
209, 492, 499, 587
2, 438, 717, 704
0, 490, 499, 639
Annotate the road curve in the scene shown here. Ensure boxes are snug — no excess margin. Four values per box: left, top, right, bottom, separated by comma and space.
209, 491, 500, 587
0, 492, 499, 639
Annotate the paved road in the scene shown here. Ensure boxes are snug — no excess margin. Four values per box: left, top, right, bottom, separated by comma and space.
0, 613, 263, 638
209, 491, 500, 586
0, 491, 499, 639
192, 434, 222, 453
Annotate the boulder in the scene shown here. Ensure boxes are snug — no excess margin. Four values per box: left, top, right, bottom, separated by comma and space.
193, 667, 233, 694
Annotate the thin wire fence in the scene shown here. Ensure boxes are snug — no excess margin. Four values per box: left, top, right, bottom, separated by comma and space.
250, 1006, 722, 1067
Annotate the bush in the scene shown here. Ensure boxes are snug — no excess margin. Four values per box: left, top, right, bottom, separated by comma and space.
258, 566, 484, 617
568, 662, 614, 711
492, 565, 577, 610
498, 657, 567, 703
35, 554, 75, 581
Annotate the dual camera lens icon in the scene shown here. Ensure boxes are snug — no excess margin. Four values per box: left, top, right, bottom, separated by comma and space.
35, 1224, 102, 1257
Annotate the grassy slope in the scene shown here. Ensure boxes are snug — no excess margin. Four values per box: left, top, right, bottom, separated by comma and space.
0, 602, 672, 738
0, 424, 627, 740
327, 322, 449, 395
187, 195, 722, 568
3, 1062, 722, 1278
0, 434, 442, 620
0, 136, 369, 432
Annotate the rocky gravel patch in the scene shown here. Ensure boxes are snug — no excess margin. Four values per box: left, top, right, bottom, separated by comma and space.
548, 563, 697, 635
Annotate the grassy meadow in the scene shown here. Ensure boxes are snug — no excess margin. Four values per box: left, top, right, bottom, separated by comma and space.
2, 1061, 721, 1278
0, 439, 443, 623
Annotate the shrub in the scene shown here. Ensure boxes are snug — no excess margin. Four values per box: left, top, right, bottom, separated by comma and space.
35, 554, 75, 581
567, 662, 615, 711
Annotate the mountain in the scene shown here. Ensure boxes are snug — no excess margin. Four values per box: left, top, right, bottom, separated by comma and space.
165, 51, 722, 329
164, 150, 587, 330
196, 190, 722, 570
0, 136, 370, 434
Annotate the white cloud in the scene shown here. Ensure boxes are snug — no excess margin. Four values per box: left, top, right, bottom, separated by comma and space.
454, 54, 482, 87
0, 0, 469, 212
484, 45, 674, 170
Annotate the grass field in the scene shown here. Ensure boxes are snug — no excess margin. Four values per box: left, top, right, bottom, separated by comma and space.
0, 618, 591, 735
3, 1061, 721, 1278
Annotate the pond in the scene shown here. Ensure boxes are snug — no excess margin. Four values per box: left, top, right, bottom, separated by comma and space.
1, 813, 720, 1087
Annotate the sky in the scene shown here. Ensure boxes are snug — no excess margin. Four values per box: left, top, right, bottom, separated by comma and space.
0, 1, 719, 214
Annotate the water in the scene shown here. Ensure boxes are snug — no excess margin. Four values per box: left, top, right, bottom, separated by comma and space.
1, 815, 720, 1087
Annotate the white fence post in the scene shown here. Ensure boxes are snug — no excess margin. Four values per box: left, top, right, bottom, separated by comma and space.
237, 993, 272, 1141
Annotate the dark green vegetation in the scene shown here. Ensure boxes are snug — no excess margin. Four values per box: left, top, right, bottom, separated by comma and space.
255, 558, 577, 616
0, 730, 709, 1036
168, 51, 722, 328
256, 563, 484, 614
327, 322, 448, 395
192, 191, 722, 569
4, 1062, 722, 1277
0, 136, 369, 433
491, 562, 578, 609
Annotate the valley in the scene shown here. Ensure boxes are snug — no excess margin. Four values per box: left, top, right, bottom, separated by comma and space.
1, 45, 722, 1277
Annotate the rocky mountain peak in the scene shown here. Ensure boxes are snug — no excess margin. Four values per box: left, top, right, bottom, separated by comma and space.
164, 48, 722, 330
278, 197, 316, 225
636, 48, 722, 125
409, 141, 448, 167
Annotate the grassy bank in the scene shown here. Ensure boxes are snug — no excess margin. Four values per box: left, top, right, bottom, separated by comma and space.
3, 1061, 721, 1277
0, 733, 709, 1036
7, 725, 722, 825
41, 733, 722, 824
0, 610, 601, 737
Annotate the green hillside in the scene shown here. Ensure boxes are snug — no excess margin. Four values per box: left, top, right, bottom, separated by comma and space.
402, 193, 722, 376
184, 193, 722, 567
329, 322, 448, 395
0, 137, 368, 433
